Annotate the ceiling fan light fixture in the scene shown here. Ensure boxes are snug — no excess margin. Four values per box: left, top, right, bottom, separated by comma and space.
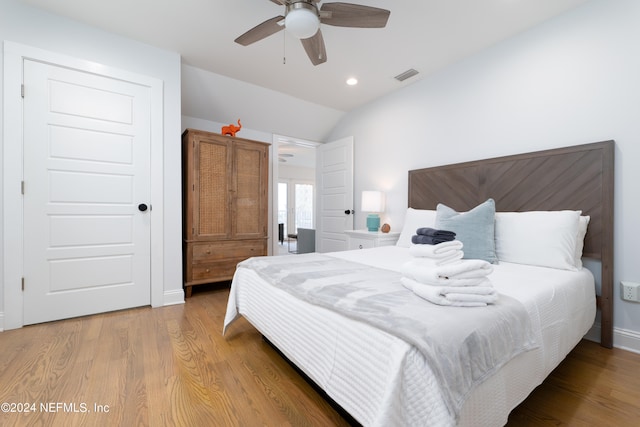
285, 2, 320, 39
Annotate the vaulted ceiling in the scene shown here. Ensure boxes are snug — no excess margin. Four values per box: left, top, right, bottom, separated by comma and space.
24, 0, 589, 113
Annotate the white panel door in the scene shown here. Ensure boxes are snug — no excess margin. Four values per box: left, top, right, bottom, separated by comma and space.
22, 59, 151, 324
315, 136, 354, 252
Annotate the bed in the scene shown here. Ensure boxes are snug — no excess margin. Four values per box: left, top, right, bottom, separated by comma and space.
224, 141, 614, 426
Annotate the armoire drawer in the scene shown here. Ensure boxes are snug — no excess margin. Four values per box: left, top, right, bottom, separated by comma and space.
191, 240, 266, 262
189, 259, 241, 282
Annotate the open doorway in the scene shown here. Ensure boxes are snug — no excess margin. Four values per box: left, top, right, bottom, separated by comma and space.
273, 135, 320, 255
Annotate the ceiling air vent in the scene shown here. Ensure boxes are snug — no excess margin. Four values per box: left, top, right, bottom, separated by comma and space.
394, 68, 419, 82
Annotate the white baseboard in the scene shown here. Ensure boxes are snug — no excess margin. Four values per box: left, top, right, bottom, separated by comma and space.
0, 295, 184, 333
584, 322, 640, 354
163, 289, 185, 306
612, 327, 640, 354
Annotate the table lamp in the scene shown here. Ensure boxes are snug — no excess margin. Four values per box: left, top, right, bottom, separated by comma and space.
361, 191, 384, 232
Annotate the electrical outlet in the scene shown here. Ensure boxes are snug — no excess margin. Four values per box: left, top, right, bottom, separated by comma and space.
620, 281, 640, 302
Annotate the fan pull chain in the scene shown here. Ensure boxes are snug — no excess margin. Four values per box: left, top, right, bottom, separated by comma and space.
283, 30, 286, 65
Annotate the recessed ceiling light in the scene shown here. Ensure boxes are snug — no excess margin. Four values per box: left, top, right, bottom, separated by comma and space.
346, 77, 358, 86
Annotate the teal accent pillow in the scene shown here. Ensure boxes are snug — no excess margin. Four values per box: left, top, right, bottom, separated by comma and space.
434, 198, 497, 263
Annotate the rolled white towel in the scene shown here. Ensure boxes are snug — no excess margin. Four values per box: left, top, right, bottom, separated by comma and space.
401, 259, 493, 286
401, 277, 490, 307
408, 240, 464, 265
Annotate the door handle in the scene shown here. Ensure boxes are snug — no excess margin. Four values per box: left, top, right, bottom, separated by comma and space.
138, 203, 148, 212
344, 209, 353, 215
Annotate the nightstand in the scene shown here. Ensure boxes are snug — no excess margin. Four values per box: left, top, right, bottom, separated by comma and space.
345, 230, 400, 250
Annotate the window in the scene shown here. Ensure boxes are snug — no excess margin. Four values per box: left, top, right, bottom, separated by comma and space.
295, 183, 313, 230
278, 180, 314, 236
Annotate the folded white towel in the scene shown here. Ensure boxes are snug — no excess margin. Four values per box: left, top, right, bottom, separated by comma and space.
436, 282, 496, 295
401, 259, 494, 286
408, 240, 464, 265
445, 292, 498, 304
436, 259, 494, 279
401, 277, 498, 307
405, 254, 464, 270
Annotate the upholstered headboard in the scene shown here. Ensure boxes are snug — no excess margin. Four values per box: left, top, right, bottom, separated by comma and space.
408, 141, 614, 348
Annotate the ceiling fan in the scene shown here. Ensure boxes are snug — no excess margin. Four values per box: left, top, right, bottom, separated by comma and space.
234, 1, 391, 66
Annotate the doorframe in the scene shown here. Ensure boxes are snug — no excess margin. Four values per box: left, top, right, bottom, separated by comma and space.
2, 42, 165, 330
271, 134, 320, 255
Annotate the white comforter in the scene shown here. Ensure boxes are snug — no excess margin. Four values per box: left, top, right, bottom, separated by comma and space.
224, 246, 596, 426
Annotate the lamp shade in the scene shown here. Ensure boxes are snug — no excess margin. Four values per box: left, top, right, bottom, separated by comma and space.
361, 191, 384, 212
285, 3, 320, 39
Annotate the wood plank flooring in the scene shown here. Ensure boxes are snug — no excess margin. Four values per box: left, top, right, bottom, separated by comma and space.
1, 284, 639, 426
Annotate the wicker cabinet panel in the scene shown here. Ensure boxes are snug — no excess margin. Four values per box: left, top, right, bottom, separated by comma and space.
198, 140, 229, 237
234, 142, 266, 238
182, 129, 269, 297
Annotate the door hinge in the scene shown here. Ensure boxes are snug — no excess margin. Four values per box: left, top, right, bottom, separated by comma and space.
21, 84, 24, 98
21, 181, 25, 195
22, 277, 25, 291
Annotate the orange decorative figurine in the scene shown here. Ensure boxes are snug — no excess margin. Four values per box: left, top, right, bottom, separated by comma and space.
221, 119, 242, 137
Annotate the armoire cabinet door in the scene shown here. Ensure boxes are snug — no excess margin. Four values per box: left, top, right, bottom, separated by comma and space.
232, 141, 268, 239
194, 135, 232, 240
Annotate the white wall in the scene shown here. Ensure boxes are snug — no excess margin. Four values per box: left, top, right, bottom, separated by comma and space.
328, 0, 640, 349
278, 165, 315, 182
181, 64, 345, 143
181, 115, 273, 144
0, 0, 184, 328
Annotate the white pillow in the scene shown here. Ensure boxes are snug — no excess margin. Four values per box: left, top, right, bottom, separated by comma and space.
495, 210, 581, 271
574, 215, 590, 268
396, 208, 437, 248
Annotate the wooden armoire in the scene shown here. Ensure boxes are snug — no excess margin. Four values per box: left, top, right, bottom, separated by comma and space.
182, 129, 269, 297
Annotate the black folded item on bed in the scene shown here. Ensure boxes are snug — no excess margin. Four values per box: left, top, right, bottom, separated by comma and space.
412, 227, 456, 245
416, 227, 456, 238
411, 235, 451, 245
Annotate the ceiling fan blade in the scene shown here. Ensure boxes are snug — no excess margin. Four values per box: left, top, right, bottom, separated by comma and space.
269, 0, 320, 4
235, 16, 285, 46
320, 2, 390, 28
300, 30, 327, 66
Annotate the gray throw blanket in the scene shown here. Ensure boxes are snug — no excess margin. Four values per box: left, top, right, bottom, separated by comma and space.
237, 253, 538, 421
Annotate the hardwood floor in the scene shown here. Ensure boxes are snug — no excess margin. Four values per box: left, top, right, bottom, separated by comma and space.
507, 337, 640, 426
1, 285, 639, 426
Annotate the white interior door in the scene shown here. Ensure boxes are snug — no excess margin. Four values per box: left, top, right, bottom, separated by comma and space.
22, 59, 151, 324
315, 136, 354, 252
